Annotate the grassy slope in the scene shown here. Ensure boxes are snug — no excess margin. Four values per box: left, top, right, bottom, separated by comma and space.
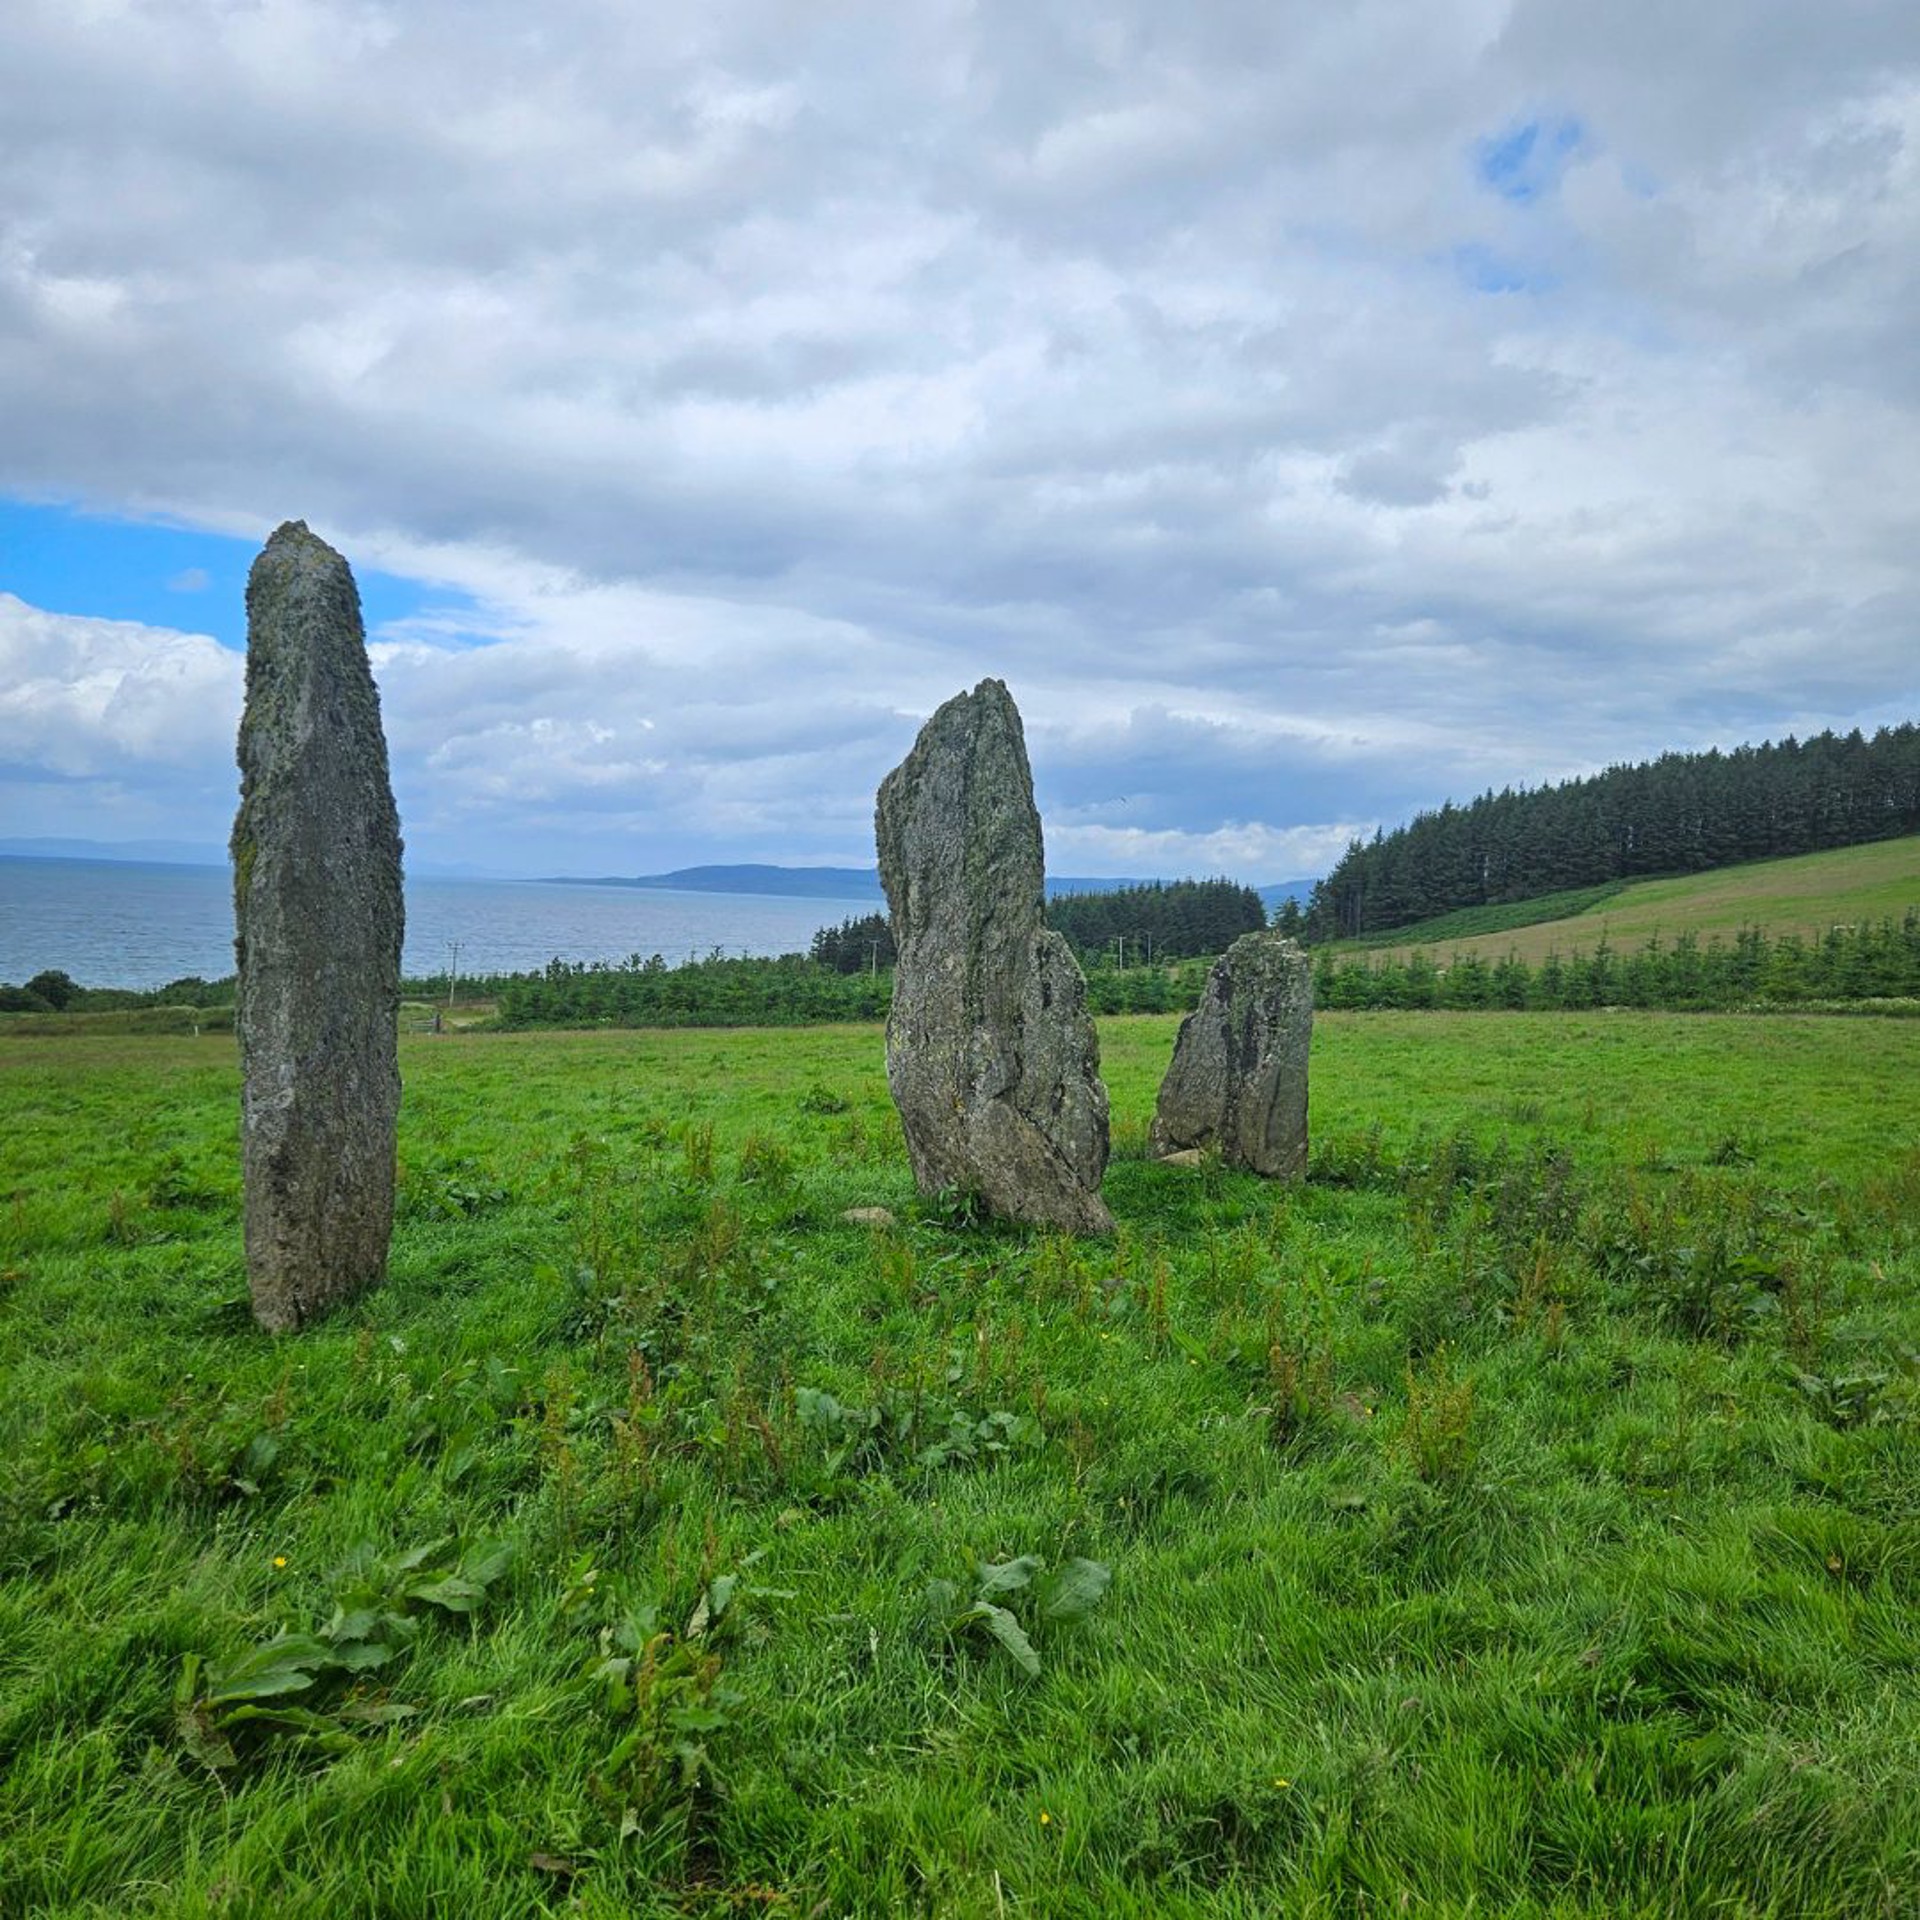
1, 1016, 1916, 1918
1345, 833, 1920, 967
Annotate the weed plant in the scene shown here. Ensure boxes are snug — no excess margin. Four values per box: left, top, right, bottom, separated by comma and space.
1, 1013, 1916, 1916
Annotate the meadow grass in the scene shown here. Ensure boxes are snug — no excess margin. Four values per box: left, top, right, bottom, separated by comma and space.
1348, 834, 1920, 968
2, 1013, 1917, 1917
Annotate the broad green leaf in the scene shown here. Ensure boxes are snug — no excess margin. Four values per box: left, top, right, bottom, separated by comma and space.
390, 1536, 451, 1575
461, 1541, 514, 1587
1037, 1557, 1112, 1623
329, 1637, 401, 1672
203, 1634, 336, 1704
217, 1702, 350, 1739
406, 1573, 487, 1614
975, 1604, 1041, 1676
174, 1702, 237, 1770
975, 1555, 1042, 1596
666, 1704, 733, 1734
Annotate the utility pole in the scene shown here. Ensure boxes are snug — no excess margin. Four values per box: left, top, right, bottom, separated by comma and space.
446, 940, 460, 1010
868, 940, 881, 975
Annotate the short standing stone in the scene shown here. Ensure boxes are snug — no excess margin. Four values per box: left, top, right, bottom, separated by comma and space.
1151, 931, 1312, 1177
232, 522, 404, 1331
876, 679, 1113, 1233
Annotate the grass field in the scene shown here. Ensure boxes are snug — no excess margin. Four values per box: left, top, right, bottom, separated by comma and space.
1348, 834, 1920, 967
3, 1013, 1918, 1917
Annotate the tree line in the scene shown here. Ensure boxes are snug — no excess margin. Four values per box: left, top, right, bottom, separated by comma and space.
808, 880, 1268, 976
1310, 914, 1920, 1012
496, 951, 889, 1027
0, 968, 234, 1014
809, 913, 896, 974
1307, 723, 1920, 940
458, 916, 1920, 1028
16, 917, 1918, 1033
1046, 878, 1267, 962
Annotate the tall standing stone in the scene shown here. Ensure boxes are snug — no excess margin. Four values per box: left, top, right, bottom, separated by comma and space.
1151, 931, 1312, 1177
232, 522, 403, 1331
876, 679, 1113, 1233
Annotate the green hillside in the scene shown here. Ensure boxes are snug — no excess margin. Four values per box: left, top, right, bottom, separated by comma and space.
1345, 833, 1920, 968
1307, 723, 1920, 940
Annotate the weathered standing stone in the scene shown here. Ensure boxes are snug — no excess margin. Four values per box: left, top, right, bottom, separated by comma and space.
232, 522, 403, 1331
1150, 931, 1312, 1177
876, 679, 1114, 1233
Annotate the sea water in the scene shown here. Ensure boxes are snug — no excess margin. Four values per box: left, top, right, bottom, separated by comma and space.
0, 857, 880, 990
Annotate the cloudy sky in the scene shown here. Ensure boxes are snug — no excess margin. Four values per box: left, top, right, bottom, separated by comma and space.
2, 0, 1916, 881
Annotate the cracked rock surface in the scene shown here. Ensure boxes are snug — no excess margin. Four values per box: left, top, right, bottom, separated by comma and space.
233, 521, 403, 1331
1151, 932, 1311, 1178
876, 679, 1112, 1233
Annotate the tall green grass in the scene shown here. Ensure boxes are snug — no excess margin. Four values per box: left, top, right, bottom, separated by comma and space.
2, 1014, 1916, 1916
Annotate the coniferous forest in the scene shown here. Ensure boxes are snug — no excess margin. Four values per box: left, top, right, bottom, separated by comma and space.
1046, 877, 1266, 963
809, 912, 897, 975
1307, 723, 1920, 940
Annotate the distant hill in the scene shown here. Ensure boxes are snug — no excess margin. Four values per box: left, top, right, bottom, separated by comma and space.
0, 836, 225, 868
549, 864, 884, 900
549, 864, 1178, 901
0, 840, 499, 883
1341, 834, 1920, 969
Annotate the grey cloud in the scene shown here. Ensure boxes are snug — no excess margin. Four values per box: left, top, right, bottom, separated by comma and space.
0, 0, 1914, 877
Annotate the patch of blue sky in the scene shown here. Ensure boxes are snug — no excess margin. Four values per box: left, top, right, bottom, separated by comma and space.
0, 497, 482, 651
1451, 244, 1552, 295
1475, 116, 1585, 204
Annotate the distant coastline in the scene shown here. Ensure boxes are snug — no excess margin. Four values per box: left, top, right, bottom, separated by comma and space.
2, 843, 1318, 912
0, 836, 227, 869
544, 862, 1317, 909
544, 863, 886, 901
0, 858, 881, 990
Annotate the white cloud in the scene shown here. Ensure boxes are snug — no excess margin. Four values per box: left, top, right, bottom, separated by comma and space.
0, 595, 238, 779
0, 0, 1915, 878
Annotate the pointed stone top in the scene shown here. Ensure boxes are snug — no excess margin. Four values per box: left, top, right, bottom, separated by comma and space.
917, 676, 1019, 736
259, 519, 333, 559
